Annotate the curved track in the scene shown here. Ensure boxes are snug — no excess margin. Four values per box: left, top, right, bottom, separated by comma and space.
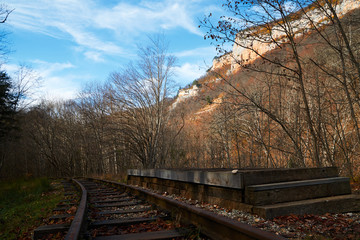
65, 178, 287, 240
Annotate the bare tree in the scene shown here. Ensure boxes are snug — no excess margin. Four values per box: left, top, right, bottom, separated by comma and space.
200, 0, 355, 167
109, 36, 177, 168
0, 4, 13, 64
11, 64, 42, 110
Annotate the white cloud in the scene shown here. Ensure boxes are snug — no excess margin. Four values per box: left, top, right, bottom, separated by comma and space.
33, 61, 84, 101
30, 60, 75, 77
6, 0, 229, 66
95, 0, 203, 37
1, 63, 19, 74
7, 0, 211, 59
84, 51, 105, 62
174, 62, 205, 85
5, 0, 224, 99
38, 75, 80, 101
173, 47, 218, 80
54, 22, 123, 54
8, 0, 124, 59
174, 46, 217, 59
3, 61, 83, 102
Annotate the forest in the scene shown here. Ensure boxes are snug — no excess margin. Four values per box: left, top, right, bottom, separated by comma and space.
1, 0, 360, 180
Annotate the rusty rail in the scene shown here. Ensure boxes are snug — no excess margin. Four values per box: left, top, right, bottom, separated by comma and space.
64, 179, 87, 240
94, 178, 287, 240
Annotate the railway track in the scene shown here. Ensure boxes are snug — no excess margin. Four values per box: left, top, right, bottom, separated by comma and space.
62, 178, 287, 240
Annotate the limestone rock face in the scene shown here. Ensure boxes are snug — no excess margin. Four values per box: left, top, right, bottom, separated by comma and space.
211, 53, 232, 71
176, 0, 360, 106
178, 85, 201, 99
171, 85, 201, 109
218, 0, 360, 72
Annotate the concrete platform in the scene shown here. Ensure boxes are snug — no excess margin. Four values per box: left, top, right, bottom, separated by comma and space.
127, 167, 358, 219
245, 177, 351, 205
128, 167, 338, 189
253, 194, 360, 219
241, 167, 338, 186
128, 175, 245, 209
128, 168, 244, 189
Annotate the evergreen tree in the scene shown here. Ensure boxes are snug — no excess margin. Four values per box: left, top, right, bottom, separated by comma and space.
0, 70, 16, 138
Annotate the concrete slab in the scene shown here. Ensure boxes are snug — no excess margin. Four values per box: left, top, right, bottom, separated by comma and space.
127, 167, 338, 189
128, 169, 243, 189
247, 177, 349, 191
241, 167, 338, 186
127, 168, 357, 219
245, 177, 351, 205
253, 194, 360, 219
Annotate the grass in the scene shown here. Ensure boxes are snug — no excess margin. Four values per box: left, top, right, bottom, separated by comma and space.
0, 177, 63, 240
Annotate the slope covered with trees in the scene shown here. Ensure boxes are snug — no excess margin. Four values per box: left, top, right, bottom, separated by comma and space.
196, 0, 360, 177
1, 0, 360, 179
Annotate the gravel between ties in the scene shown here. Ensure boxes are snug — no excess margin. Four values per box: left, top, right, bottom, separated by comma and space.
132, 185, 360, 239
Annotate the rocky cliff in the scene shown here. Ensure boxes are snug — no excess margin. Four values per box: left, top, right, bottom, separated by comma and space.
210, 0, 360, 73
173, 0, 360, 114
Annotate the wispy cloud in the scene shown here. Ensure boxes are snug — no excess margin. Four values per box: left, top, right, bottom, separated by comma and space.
31, 60, 75, 74
174, 46, 217, 59
95, 0, 204, 37
54, 22, 123, 54
8, 0, 124, 60
174, 62, 205, 85
3, 60, 85, 102
7, 0, 215, 61
1, 63, 19, 74
39, 75, 81, 101
84, 51, 105, 62
5, 0, 225, 98
32, 60, 85, 101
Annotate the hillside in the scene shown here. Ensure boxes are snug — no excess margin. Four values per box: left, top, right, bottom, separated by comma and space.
2, 0, 360, 180
170, 0, 360, 175
173, 0, 360, 117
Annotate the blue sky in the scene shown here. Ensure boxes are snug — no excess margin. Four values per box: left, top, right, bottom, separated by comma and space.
3, 0, 225, 101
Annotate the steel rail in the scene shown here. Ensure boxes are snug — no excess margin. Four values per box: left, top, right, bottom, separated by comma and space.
94, 178, 288, 240
64, 179, 87, 240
